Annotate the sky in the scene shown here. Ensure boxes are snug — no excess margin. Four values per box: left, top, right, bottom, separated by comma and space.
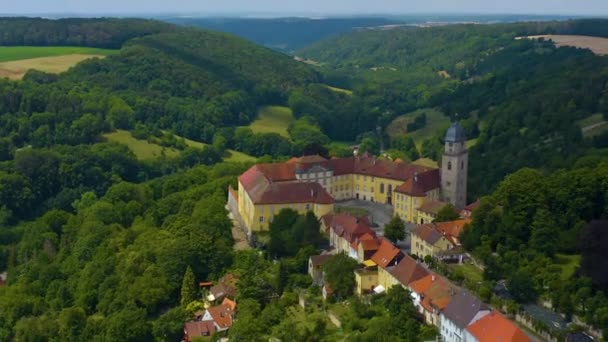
2, 0, 608, 16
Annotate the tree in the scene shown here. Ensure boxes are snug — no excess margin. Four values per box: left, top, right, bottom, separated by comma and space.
530, 208, 558, 256
434, 203, 460, 222
180, 266, 197, 306
580, 220, 608, 292
507, 270, 537, 303
384, 216, 406, 243
323, 253, 359, 299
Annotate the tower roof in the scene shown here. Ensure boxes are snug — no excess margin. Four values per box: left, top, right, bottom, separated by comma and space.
445, 122, 467, 143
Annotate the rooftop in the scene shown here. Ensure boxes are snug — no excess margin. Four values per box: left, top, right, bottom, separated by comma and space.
445, 121, 467, 143
466, 311, 531, 342
442, 290, 489, 329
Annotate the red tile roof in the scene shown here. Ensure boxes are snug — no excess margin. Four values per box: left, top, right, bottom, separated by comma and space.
395, 169, 441, 196
256, 182, 334, 205
371, 238, 403, 268
327, 213, 374, 244
184, 321, 215, 340
434, 219, 469, 245
467, 312, 531, 342
360, 238, 380, 251
205, 302, 235, 330
389, 255, 430, 286
410, 273, 456, 312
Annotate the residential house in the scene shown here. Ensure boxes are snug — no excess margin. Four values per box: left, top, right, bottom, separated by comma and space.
201, 298, 237, 333
440, 291, 490, 342
207, 274, 238, 302
183, 321, 216, 341
409, 273, 457, 327
308, 254, 332, 286
410, 219, 469, 262
355, 267, 379, 295
184, 298, 237, 341
459, 200, 480, 219
416, 200, 449, 224
372, 239, 404, 291
324, 213, 375, 260
465, 311, 531, 342
388, 255, 430, 290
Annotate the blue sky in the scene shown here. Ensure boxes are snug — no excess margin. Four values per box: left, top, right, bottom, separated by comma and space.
3, 0, 608, 15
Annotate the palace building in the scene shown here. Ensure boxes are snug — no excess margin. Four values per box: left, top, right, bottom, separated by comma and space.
231, 122, 469, 235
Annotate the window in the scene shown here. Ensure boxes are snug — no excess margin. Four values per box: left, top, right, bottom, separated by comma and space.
364, 185, 367, 191
305, 204, 310, 210
380, 183, 385, 194
322, 179, 326, 185
449, 142, 453, 147
448, 161, 452, 170
371, 177, 375, 183
447, 181, 451, 187
461, 161, 464, 170
259, 216, 264, 223
356, 185, 360, 191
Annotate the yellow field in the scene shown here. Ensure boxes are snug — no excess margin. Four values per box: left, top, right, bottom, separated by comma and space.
0, 54, 107, 80
519, 35, 608, 56
247, 106, 294, 137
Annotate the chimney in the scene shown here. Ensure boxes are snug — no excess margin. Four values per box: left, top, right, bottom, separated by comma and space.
432, 275, 436, 282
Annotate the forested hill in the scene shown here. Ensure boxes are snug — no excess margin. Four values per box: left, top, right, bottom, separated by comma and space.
298, 19, 608, 197
166, 17, 403, 52
0, 17, 176, 48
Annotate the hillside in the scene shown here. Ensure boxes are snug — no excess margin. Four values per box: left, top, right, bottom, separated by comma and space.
298, 19, 608, 197
167, 17, 403, 52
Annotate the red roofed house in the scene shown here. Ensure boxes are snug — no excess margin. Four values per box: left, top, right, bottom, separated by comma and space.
410, 219, 469, 262
323, 213, 375, 260
409, 273, 458, 327
460, 199, 480, 219
183, 298, 237, 341
465, 311, 531, 342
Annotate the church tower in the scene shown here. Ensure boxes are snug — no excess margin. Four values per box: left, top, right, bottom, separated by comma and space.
441, 122, 468, 209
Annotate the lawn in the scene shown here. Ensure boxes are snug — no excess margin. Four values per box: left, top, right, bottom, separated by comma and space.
0, 46, 116, 62
387, 108, 451, 148
449, 263, 483, 284
247, 106, 294, 137
325, 85, 353, 96
103, 130, 180, 160
177, 133, 256, 163
553, 254, 581, 280
0, 46, 116, 80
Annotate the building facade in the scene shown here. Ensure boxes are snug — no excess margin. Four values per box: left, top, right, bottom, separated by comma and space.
441, 122, 469, 210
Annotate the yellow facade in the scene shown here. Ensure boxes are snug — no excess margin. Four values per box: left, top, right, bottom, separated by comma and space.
411, 233, 452, 260
378, 266, 401, 291
417, 211, 436, 225
393, 189, 441, 224
237, 180, 334, 233
355, 268, 379, 295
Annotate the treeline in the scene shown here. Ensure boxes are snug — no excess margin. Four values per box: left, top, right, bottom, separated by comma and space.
461, 164, 608, 335
0, 17, 175, 48
0, 163, 244, 340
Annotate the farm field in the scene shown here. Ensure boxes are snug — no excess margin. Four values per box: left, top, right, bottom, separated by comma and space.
0, 46, 116, 80
387, 108, 451, 147
247, 106, 294, 137
519, 35, 608, 56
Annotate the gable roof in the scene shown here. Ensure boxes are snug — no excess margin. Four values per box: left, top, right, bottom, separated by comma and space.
256, 182, 334, 205
434, 219, 469, 245
205, 302, 235, 330
410, 273, 457, 312
466, 312, 531, 342
417, 200, 449, 215
370, 238, 403, 268
395, 169, 441, 196
184, 321, 215, 338
442, 291, 489, 329
327, 213, 374, 243
390, 255, 430, 286
411, 224, 444, 245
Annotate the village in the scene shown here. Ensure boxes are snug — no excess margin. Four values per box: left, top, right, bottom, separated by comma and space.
182, 123, 592, 342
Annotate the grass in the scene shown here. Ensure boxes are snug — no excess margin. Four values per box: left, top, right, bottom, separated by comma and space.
0, 47, 117, 80
325, 85, 353, 96
466, 138, 479, 149
103, 130, 180, 160
387, 108, 451, 148
449, 263, 483, 284
177, 133, 256, 163
0, 46, 116, 62
553, 254, 581, 280
413, 158, 439, 168
247, 106, 294, 138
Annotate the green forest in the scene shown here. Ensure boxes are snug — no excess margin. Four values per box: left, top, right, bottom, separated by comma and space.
0, 16, 608, 340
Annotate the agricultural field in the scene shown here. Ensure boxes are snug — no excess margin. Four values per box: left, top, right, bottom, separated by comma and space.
387, 108, 451, 147
0, 46, 116, 80
247, 106, 294, 137
519, 35, 608, 56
